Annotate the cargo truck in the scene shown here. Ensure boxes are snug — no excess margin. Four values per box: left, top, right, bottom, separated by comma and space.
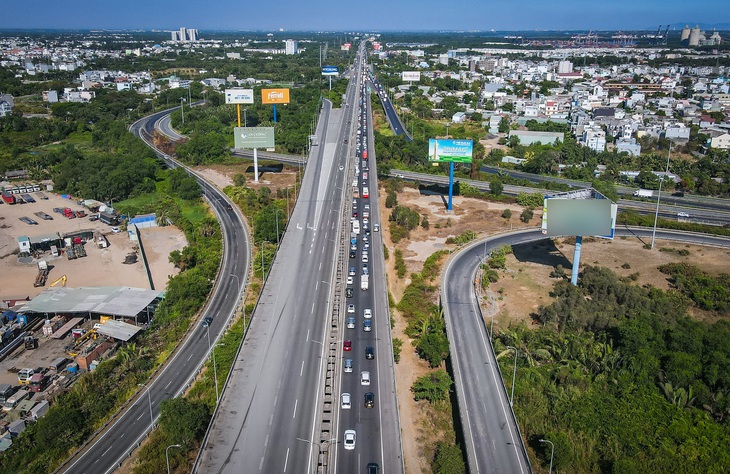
633, 189, 654, 198
360, 274, 369, 290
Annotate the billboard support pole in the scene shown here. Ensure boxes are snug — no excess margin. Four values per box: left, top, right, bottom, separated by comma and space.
448, 161, 454, 211
253, 148, 259, 183
329, 75, 332, 91
237, 104, 241, 127
571, 235, 582, 285
273, 105, 277, 123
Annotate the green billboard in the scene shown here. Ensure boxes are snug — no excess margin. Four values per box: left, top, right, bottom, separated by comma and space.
234, 127, 275, 149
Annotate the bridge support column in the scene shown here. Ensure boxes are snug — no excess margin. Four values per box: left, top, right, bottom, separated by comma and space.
447, 161, 454, 211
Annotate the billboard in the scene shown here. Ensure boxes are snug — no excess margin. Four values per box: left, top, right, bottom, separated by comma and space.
428, 139, 474, 163
402, 71, 421, 82
322, 66, 339, 76
262, 88, 290, 105
541, 198, 615, 238
234, 127, 275, 149
224, 89, 254, 104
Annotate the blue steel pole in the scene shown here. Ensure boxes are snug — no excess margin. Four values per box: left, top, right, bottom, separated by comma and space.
273, 104, 277, 123
448, 161, 454, 211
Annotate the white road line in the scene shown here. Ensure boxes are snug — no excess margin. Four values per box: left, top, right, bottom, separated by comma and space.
315, 281, 319, 291
311, 302, 315, 313
102, 446, 112, 456
165, 380, 172, 389
283, 448, 290, 472
306, 329, 310, 341
300, 360, 305, 376
293, 399, 298, 418
187, 353, 194, 361
259, 457, 265, 470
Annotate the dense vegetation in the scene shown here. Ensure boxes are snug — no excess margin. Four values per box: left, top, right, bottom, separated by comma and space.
496, 263, 730, 473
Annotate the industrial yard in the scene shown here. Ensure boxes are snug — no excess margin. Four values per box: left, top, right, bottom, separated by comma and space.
0, 187, 188, 439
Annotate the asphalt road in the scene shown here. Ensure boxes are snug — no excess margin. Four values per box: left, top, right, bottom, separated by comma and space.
366, 71, 409, 139
333, 47, 404, 474
57, 109, 249, 474
194, 99, 350, 473
388, 169, 730, 226
443, 226, 730, 474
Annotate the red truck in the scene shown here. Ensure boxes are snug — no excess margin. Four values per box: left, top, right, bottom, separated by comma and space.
29, 373, 49, 393
1, 192, 15, 204
63, 208, 76, 219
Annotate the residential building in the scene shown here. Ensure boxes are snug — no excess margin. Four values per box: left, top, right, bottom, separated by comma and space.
710, 132, 730, 150
285, 39, 298, 55
616, 138, 642, 156
0, 94, 14, 117
582, 124, 606, 152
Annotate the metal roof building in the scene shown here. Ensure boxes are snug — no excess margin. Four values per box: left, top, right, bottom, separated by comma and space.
18, 286, 162, 325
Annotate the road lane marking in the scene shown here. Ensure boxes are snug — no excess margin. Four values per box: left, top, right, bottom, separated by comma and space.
300, 360, 305, 376
264, 434, 269, 447
284, 448, 290, 472
293, 399, 298, 418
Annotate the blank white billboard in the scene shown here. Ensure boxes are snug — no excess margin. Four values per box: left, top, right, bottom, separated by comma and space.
541, 198, 613, 238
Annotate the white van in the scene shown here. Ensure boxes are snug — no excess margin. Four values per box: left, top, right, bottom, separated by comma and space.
4, 389, 29, 411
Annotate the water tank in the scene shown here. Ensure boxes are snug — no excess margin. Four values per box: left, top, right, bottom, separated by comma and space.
689, 26, 701, 46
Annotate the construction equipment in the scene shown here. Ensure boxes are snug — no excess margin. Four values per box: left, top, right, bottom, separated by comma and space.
24, 336, 38, 350
49, 275, 67, 287
73, 244, 86, 258
34, 261, 49, 287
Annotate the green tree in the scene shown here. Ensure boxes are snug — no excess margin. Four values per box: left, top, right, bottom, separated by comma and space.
490, 178, 504, 196
159, 398, 210, 448
411, 369, 452, 402
520, 208, 534, 223
432, 442, 466, 474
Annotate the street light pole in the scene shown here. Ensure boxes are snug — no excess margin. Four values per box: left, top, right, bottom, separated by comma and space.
297, 437, 337, 473
506, 346, 518, 405
206, 326, 219, 401
651, 142, 671, 250
138, 383, 153, 431
540, 439, 555, 474
180, 97, 185, 125
166, 444, 182, 474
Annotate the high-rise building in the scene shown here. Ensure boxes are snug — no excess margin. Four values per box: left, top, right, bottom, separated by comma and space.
680, 25, 691, 45
558, 60, 573, 74
171, 31, 179, 41
187, 29, 198, 42
285, 39, 298, 55
689, 26, 701, 46
179, 27, 187, 42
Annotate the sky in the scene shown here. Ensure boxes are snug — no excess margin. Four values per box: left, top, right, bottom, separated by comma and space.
1, 0, 729, 31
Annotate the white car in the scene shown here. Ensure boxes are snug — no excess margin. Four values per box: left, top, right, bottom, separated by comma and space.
373, 223, 380, 232
344, 429, 356, 450
677, 212, 690, 218
361, 371, 370, 386
110, 226, 121, 233
362, 254, 368, 263
339, 165, 344, 171
364, 308, 372, 319
347, 304, 355, 313
341, 392, 351, 409
347, 276, 354, 285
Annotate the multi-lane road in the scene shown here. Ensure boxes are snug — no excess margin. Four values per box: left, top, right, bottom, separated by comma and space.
195, 43, 402, 473
56, 109, 249, 474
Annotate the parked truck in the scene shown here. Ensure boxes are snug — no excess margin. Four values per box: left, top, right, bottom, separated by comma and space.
633, 189, 654, 198
360, 274, 369, 291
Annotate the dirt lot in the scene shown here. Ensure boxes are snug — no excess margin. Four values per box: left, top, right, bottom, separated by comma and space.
0, 191, 187, 300
380, 184, 730, 473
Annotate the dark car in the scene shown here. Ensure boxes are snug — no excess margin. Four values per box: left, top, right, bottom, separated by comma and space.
365, 346, 374, 360
364, 392, 375, 408
350, 250, 356, 258
367, 462, 380, 474
202, 317, 213, 328
346, 287, 354, 298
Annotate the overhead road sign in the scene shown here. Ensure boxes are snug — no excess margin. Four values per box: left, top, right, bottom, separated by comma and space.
234, 127, 275, 149
262, 88, 290, 105
428, 139, 474, 163
322, 66, 339, 76
225, 89, 254, 104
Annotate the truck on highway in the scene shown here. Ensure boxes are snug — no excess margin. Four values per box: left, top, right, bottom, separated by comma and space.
633, 189, 654, 198
360, 274, 369, 291
352, 220, 360, 235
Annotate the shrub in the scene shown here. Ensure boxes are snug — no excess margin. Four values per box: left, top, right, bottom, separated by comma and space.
412, 369, 452, 402
502, 209, 512, 220
520, 208, 534, 223
393, 337, 403, 363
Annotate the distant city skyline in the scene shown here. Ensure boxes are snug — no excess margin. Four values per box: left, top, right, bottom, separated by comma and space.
1, 0, 729, 32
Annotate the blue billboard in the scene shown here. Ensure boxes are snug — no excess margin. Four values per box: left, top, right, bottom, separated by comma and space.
321, 66, 339, 76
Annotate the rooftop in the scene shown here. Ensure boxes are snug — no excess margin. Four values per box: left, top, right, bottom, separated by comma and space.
19, 286, 162, 318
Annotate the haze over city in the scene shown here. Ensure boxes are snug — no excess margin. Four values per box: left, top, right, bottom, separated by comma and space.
1, 0, 729, 31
